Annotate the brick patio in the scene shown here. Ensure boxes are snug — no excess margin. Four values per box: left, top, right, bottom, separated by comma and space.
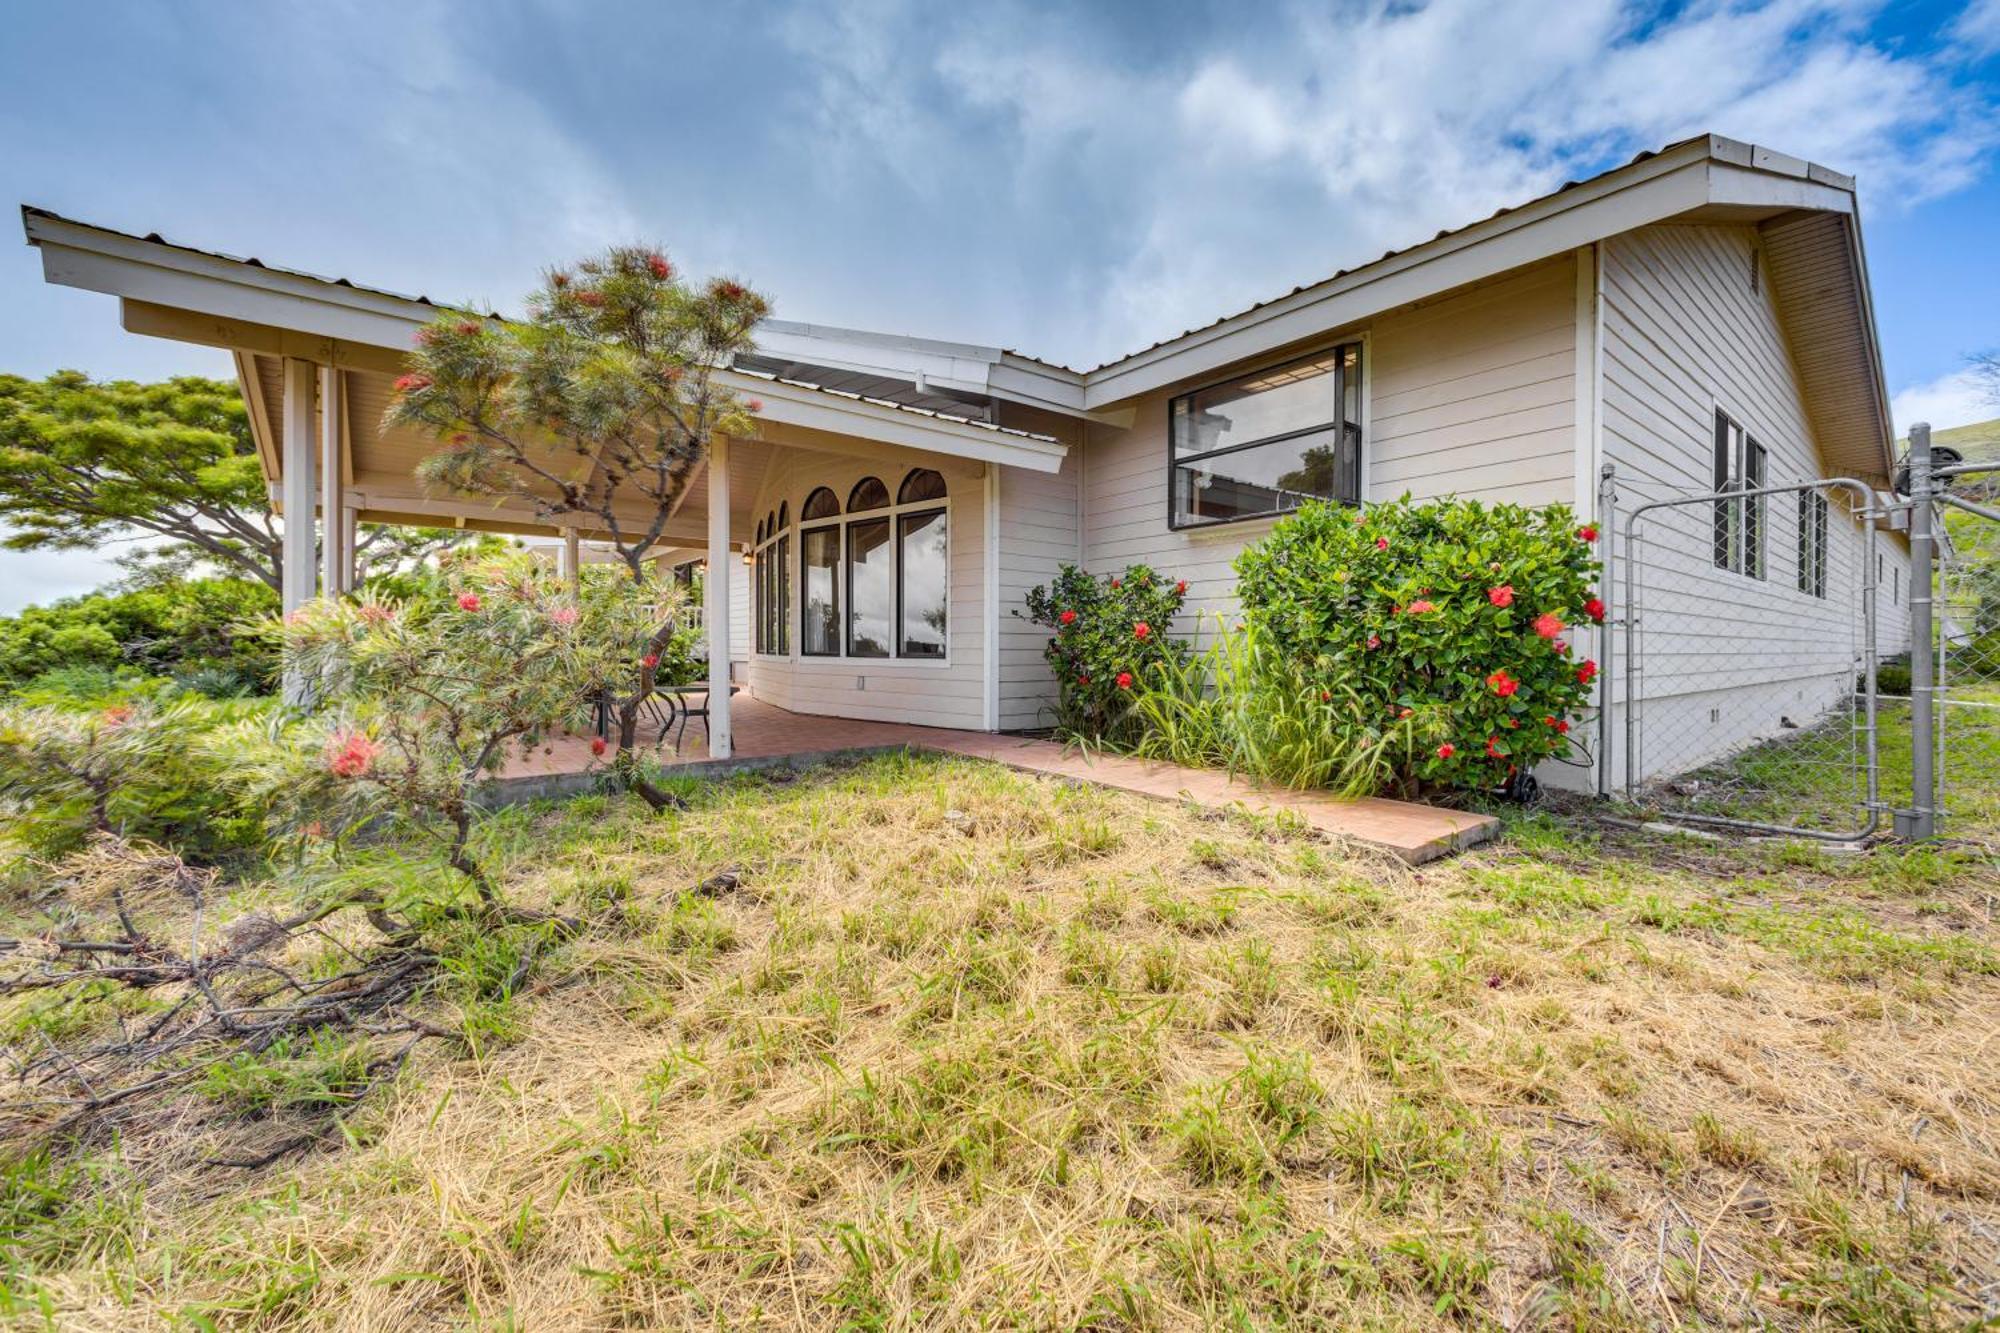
496, 695, 1496, 864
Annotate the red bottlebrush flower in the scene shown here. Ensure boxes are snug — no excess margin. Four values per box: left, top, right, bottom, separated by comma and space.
1059, 609, 1077, 625
1319, 690, 1332, 702
393, 372, 432, 393
99, 704, 134, 728
325, 730, 380, 779
1406, 599, 1436, 614
550, 271, 570, 288
1487, 669, 1519, 697
590, 736, 608, 757
1366, 634, 1381, 649
1577, 659, 1599, 684
1399, 707, 1414, 719
455, 319, 483, 336
1115, 671, 1133, 690
456, 593, 481, 612
550, 606, 579, 627
1584, 597, 1606, 623
642, 653, 660, 669
713, 279, 748, 302
1487, 585, 1514, 607
1174, 580, 1187, 595
1577, 524, 1598, 542
1375, 536, 1389, 551
1436, 743, 1455, 759
1485, 736, 1504, 758
646, 252, 672, 280
574, 289, 605, 308
1532, 612, 1565, 639
1133, 622, 1151, 640
746, 399, 763, 413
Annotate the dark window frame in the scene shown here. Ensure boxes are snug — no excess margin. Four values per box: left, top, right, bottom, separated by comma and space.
1711, 407, 1768, 580
1165, 342, 1365, 532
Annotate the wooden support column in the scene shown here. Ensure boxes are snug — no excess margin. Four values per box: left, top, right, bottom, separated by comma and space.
706, 435, 732, 758
318, 366, 348, 596
280, 357, 318, 705
563, 526, 581, 591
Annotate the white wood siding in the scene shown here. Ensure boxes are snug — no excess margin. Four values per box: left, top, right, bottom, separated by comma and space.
741, 448, 988, 730
1081, 255, 1578, 629
1599, 223, 1908, 782
995, 452, 1081, 730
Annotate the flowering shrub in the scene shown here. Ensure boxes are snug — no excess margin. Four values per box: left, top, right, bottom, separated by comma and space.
1020, 564, 1190, 741
1233, 495, 1601, 791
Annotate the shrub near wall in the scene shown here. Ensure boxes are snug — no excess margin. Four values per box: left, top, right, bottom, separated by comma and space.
1235, 496, 1601, 792
1021, 564, 1190, 742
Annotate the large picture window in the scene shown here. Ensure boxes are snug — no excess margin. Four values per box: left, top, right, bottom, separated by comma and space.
1169, 343, 1363, 529
763, 471, 950, 662
1712, 408, 1766, 579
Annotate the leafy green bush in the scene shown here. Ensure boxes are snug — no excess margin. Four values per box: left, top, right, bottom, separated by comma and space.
1234, 496, 1600, 791
1873, 661, 1912, 697
0, 577, 278, 696
1020, 564, 1190, 741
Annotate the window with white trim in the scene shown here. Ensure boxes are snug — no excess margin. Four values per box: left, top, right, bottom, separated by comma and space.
1712, 409, 1766, 578
788, 470, 949, 662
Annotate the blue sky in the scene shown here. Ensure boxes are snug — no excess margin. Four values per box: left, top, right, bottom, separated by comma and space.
1, 0, 1996, 611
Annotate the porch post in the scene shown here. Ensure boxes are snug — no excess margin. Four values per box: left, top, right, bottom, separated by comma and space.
562, 526, 581, 591
706, 437, 733, 758
318, 366, 348, 597
280, 357, 318, 705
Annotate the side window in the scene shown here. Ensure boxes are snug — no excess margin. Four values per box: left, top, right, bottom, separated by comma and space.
1712, 409, 1766, 579
1796, 489, 1828, 598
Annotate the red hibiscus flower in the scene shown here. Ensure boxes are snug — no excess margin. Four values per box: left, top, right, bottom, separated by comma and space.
1584, 597, 1605, 623
1110, 578, 1121, 589
1078, 673, 1090, 684
590, 737, 608, 757
1576, 659, 1598, 684
1133, 622, 1151, 640
1319, 689, 1332, 702
1059, 609, 1077, 625
1533, 612, 1565, 639
1485, 736, 1505, 758
1366, 634, 1381, 649
1174, 580, 1187, 595
394, 372, 432, 393
1375, 536, 1389, 551
1487, 585, 1514, 608
1436, 743, 1455, 759
1406, 600, 1436, 614
1487, 669, 1519, 697
1115, 671, 1133, 690
456, 593, 481, 611
1577, 524, 1598, 542
1544, 715, 1571, 734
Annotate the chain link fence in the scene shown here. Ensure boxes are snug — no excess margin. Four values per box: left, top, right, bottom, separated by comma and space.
1607, 476, 1898, 839
1935, 460, 2000, 835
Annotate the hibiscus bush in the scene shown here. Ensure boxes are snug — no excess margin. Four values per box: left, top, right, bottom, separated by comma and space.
1020, 564, 1190, 741
1234, 496, 1602, 792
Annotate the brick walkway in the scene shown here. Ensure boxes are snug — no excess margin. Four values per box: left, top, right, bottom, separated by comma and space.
496, 696, 1495, 864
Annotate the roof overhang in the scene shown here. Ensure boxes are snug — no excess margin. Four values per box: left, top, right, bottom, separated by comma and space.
21, 208, 1069, 477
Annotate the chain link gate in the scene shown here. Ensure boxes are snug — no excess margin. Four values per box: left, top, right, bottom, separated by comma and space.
1602, 471, 1897, 840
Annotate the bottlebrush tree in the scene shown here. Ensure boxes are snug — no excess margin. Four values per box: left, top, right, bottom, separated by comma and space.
387, 246, 769, 793
1233, 496, 1601, 792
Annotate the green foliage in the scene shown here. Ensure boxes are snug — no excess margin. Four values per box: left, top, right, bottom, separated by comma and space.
1123, 615, 1406, 795
0, 577, 278, 696
392, 246, 770, 582
1234, 496, 1600, 790
1018, 563, 1191, 741
0, 695, 269, 863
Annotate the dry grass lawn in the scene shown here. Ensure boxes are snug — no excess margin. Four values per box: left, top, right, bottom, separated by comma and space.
3, 751, 1998, 1329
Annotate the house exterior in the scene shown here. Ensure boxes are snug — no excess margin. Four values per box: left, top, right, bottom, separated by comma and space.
22, 133, 1906, 792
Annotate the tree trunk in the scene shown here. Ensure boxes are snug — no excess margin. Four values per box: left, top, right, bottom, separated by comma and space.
612, 698, 685, 813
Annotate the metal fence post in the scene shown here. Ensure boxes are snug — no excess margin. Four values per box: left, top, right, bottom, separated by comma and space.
1901, 422, 1937, 840
1597, 463, 1617, 797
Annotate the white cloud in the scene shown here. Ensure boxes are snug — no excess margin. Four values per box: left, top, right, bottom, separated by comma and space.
1892, 366, 1998, 436
1955, 0, 2000, 55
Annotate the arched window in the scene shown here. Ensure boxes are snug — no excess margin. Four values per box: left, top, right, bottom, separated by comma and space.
802, 486, 839, 521
777, 501, 789, 530
898, 468, 947, 504
753, 507, 790, 656
848, 477, 889, 511
756, 517, 766, 545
